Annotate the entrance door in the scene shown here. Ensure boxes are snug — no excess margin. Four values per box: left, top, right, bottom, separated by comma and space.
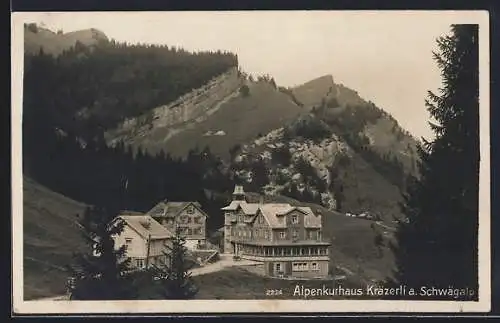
274, 262, 283, 277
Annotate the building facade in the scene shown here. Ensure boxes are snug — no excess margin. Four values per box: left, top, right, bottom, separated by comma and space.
147, 201, 208, 250
110, 213, 173, 270
222, 186, 330, 279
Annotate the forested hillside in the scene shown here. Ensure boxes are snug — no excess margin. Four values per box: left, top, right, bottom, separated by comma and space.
24, 37, 238, 136
23, 27, 239, 232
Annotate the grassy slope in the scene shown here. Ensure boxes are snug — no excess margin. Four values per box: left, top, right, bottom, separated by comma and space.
153, 82, 308, 159
193, 267, 374, 300
23, 177, 87, 299
245, 193, 396, 284
291, 75, 335, 109
24, 26, 107, 56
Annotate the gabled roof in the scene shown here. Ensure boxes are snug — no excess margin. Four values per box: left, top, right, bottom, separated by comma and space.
222, 200, 322, 229
297, 207, 322, 228
147, 201, 205, 218
258, 204, 294, 228
259, 204, 322, 229
114, 215, 173, 240
221, 200, 259, 215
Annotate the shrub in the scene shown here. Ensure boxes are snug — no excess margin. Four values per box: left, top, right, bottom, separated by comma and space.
239, 84, 250, 97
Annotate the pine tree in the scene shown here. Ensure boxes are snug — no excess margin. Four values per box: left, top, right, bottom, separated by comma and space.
392, 25, 479, 299
154, 226, 198, 299
67, 206, 137, 300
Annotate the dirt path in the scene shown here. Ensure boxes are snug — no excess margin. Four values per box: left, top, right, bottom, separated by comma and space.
190, 253, 260, 277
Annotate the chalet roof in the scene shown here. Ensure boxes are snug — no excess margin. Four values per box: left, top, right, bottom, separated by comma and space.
299, 207, 322, 228
259, 204, 294, 228
116, 215, 173, 240
221, 200, 259, 214
147, 201, 204, 218
222, 201, 322, 229
260, 204, 321, 229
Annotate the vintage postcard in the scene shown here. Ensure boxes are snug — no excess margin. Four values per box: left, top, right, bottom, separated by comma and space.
11, 10, 491, 314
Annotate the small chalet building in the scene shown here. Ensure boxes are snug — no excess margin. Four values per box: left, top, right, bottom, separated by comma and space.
110, 212, 173, 270
147, 201, 208, 250
222, 185, 330, 279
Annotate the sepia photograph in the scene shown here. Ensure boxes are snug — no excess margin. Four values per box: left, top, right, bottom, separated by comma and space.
11, 10, 490, 314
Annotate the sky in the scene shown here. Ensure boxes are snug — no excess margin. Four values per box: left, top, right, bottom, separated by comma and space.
18, 11, 487, 140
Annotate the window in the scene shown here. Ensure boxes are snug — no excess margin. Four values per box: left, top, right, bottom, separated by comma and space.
186, 206, 194, 214
279, 231, 286, 239
125, 238, 132, 251
292, 215, 298, 224
136, 259, 145, 268
293, 262, 308, 271
311, 262, 319, 271
292, 230, 298, 239
320, 247, 327, 255
275, 263, 282, 272
264, 231, 269, 239
258, 215, 264, 224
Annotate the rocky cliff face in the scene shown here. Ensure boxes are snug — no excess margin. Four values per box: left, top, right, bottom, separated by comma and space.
106, 67, 243, 147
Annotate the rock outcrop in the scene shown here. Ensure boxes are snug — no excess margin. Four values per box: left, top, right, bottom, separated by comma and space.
107, 67, 243, 144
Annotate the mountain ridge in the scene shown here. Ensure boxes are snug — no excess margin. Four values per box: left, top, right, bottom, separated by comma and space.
24, 23, 108, 56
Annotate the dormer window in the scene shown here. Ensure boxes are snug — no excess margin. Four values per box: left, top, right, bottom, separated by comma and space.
292, 215, 298, 224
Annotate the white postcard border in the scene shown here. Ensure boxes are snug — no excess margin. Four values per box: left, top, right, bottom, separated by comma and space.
11, 10, 491, 314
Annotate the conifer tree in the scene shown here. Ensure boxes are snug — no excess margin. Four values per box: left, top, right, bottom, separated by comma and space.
154, 226, 198, 299
392, 24, 479, 299
68, 206, 137, 300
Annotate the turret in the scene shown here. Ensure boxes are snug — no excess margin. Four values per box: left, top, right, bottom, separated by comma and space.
232, 185, 246, 202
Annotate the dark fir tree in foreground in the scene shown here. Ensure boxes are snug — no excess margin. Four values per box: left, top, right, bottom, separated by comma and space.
67, 206, 137, 300
153, 226, 198, 299
392, 24, 479, 299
